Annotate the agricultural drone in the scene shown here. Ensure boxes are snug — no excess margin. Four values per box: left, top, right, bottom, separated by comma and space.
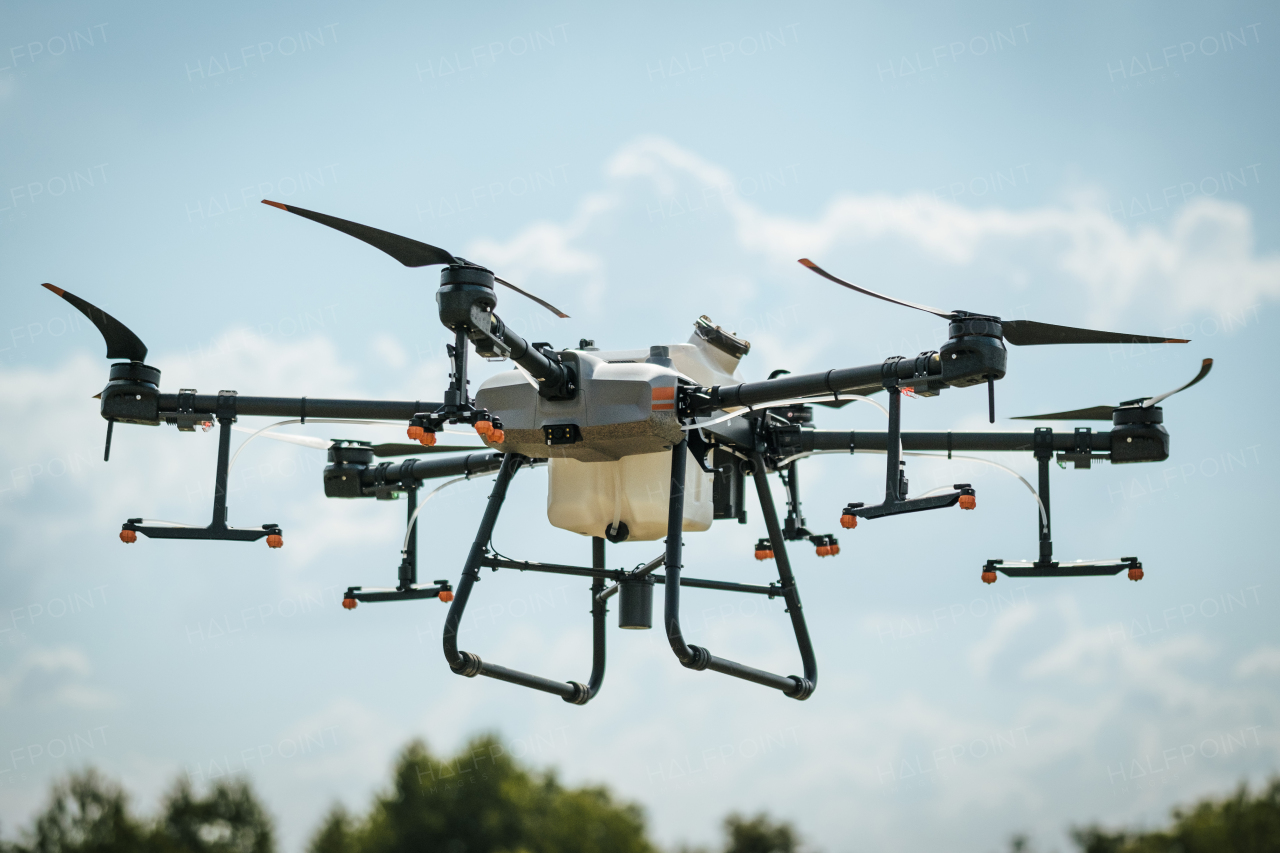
43, 200, 1212, 703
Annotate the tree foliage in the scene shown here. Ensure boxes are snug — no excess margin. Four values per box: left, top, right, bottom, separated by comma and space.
721, 813, 801, 853
0, 770, 273, 853
1071, 778, 1280, 853
307, 734, 654, 853
15, 743, 1274, 853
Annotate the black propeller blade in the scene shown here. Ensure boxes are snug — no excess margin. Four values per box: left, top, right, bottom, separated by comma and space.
41, 283, 148, 362
1001, 319, 1187, 347
262, 200, 457, 267
1012, 405, 1117, 422
262, 200, 569, 318
1013, 358, 1213, 421
796, 259, 1189, 346
494, 276, 570, 319
798, 259, 953, 318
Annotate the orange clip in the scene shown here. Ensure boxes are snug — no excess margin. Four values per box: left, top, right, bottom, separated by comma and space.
1128, 566, 1144, 582
266, 533, 283, 549
438, 589, 454, 602
419, 431, 437, 447
840, 514, 857, 530
959, 494, 976, 510
489, 429, 505, 444
754, 549, 774, 561
407, 425, 424, 441
981, 570, 997, 584
342, 597, 358, 610
475, 420, 493, 436
119, 529, 137, 544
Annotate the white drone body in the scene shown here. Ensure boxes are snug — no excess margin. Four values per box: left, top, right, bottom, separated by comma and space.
474, 319, 750, 541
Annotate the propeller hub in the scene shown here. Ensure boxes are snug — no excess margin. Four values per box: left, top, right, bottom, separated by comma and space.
101, 362, 162, 426
439, 264, 495, 288
328, 440, 375, 465
946, 315, 1004, 342
939, 315, 1008, 388
108, 362, 161, 385
1112, 405, 1162, 426
437, 265, 497, 330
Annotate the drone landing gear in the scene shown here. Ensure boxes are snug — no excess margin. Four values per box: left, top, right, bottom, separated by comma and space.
443, 454, 607, 705
664, 440, 818, 700
119, 398, 282, 545
842, 383, 976, 524
985, 428, 1142, 582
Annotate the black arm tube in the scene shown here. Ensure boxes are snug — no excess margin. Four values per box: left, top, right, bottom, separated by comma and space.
711, 359, 938, 409
157, 394, 440, 420
406, 452, 506, 482
354, 452, 506, 492
1036, 451, 1053, 563
441, 454, 604, 705
801, 430, 1114, 453
662, 440, 817, 700
652, 575, 779, 596
885, 388, 903, 502
489, 313, 574, 396
210, 416, 233, 530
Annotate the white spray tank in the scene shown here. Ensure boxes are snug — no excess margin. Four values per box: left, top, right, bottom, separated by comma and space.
546, 319, 748, 541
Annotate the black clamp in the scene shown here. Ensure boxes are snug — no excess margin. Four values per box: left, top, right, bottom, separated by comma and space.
881, 356, 905, 388
175, 388, 202, 432
1056, 426, 1104, 469
1033, 426, 1054, 460
366, 462, 399, 500
910, 351, 940, 396
216, 390, 237, 423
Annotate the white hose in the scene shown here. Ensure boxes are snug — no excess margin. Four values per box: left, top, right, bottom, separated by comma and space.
608, 466, 623, 537
402, 475, 471, 553
684, 394, 888, 430
227, 418, 477, 475
512, 362, 540, 388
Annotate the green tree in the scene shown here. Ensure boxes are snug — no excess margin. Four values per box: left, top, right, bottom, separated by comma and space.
722, 813, 801, 853
1, 769, 150, 853
154, 776, 274, 853
307, 735, 654, 853
306, 807, 354, 853
1, 770, 275, 853
1072, 778, 1280, 853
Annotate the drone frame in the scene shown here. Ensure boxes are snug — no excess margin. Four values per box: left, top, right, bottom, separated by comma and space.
41, 203, 1206, 706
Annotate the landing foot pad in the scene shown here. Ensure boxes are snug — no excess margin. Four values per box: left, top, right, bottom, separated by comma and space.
985, 557, 1141, 578
121, 519, 281, 543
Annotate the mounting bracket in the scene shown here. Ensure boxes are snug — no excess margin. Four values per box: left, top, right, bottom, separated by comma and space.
119, 392, 283, 545
984, 427, 1143, 581
843, 379, 974, 521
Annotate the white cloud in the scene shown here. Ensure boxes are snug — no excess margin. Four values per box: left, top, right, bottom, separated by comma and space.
1235, 645, 1280, 678
478, 135, 1280, 328
967, 602, 1038, 676
0, 645, 114, 709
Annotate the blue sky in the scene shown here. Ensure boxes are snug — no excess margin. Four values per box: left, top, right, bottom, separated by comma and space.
2, 2, 1278, 851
